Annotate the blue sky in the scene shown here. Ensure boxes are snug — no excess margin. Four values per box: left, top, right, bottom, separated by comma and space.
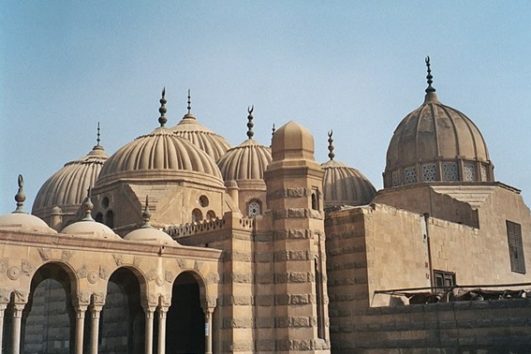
1, 1, 531, 213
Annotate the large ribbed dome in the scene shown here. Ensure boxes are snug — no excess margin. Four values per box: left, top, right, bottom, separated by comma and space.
322, 132, 375, 208
384, 59, 493, 188
218, 139, 272, 181
32, 144, 107, 215
171, 93, 231, 161
97, 127, 224, 187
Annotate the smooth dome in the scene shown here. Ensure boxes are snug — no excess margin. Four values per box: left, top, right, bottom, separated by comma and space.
172, 114, 231, 161
217, 139, 272, 182
124, 226, 177, 245
384, 92, 493, 187
0, 213, 57, 234
322, 160, 376, 208
32, 145, 107, 214
61, 220, 121, 240
97, 127, 224, 187
271, 121, 314, 161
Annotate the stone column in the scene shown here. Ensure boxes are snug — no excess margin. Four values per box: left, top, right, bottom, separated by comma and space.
204, 307, 214, 354
144, 308, 155, 354
12, 304, 24, 354
90, 305, 102, 354
0, 303, 6, 354
157, 307, 168, 354
75, 305, 87, 354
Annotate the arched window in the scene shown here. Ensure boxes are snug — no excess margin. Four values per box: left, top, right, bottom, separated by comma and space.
247, 199, 261, 217
192, 208, 203, 223
311, 192, 319, 210
105, 210, 114, 228
95, 212, 103, 223
206, 210, 216, 220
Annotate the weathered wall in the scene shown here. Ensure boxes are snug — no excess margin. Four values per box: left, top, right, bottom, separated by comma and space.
333, 298, 531, 353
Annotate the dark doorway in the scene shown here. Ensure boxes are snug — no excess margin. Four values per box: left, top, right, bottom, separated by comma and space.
98, 268, 144, 354
22, 263, 75, 354
166, 272, 205, 354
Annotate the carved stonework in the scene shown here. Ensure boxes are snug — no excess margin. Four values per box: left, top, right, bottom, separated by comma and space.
76, 292, 91, 306
87, 272, 98, 284
7, 266, 20, 280
164, 271, 173, 283
155, 277, 164, 286
13, 289, 27, 304
0, 289, 10, 304
99, 266, 107, 280
92, 292, 105, 306
77, 266, 88, 279
0, 259, 7, 274
21, 260, 33, 276
113, 254, 123, 266
38, 248, 52, 261
61, 250, 73, 262
176, 258, 186, 270
147, 270, 157, 281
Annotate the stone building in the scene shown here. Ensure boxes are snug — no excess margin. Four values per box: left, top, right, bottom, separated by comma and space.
1, 58, 530, 353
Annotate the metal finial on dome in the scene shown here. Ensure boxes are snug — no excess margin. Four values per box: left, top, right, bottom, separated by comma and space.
158, 88, 167, 127
425, 56, 436, 93
142, 195, 152, 227
187, 89, 192, 114
272, 123, 276, 137
97, 122, 101, 145
327, 130, 335, 161
14, 174, 26, 213
246, 105, 254, 139
81, 187, 94, 221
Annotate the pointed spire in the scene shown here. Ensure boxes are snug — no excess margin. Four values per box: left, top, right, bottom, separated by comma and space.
142, 195, 152, 228
272, 123, 276, 137
13, 174, 26, 213
327, 130, 335, 161
425, 56, 436, 93
81, 187, 94, 221
246, 105, 254, 139
187, 89, 191, 114
93, 122, 103, 150
158, 87, 167, 127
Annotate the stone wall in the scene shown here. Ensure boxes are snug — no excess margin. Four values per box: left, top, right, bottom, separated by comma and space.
331, 297, 531, 353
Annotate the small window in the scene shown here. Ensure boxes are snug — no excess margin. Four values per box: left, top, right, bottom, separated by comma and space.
95, 213, 103, 223
192, 208, 203, 223
311, 188, 320, 211
199, 195, 209, 207
507, 221, 526, 274
101, 197, 110, 209
433, 270, 456, 289
105, 210, 114, 229
247, 200, 261, 217
206, 210, 216, 220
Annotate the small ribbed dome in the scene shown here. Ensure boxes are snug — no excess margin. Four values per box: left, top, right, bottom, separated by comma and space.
218, 139, 272, 181
322, 160, 376, 208
271, 121, 314, 161
321, 131, 375, 208
97, 127, 224, 187
384, 60, 493, 188
62, 220, 121, 240
173, 114, 231, 162
0, 213, 57, 234
61, 195, 121, 240
124, 227, 177, 245
2, 175, 56, 234
32, 145, 107, 215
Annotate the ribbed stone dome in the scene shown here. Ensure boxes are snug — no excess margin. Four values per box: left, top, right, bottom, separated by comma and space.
322, 160, 376, 208
218, 140, 272, 182
172, 111, 231, 162
384, 60, 493, 188
97, 127, 224, 187
321, 132, 375, 208
32, 144, 108, 216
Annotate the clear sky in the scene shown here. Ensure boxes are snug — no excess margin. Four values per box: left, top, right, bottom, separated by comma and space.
1, 1, 531, 213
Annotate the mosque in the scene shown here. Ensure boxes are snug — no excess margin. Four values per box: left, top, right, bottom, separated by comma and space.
0, 58, 530, 353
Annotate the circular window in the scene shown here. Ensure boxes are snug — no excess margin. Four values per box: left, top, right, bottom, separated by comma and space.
199, 195, 209, 207
102, 197, 109, 209
247, 200, 261, 217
